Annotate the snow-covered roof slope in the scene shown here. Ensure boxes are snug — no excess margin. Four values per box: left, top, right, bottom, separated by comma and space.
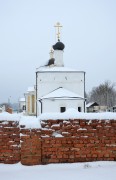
86, 102, 99, 108
36, 66, 85, 73
27, 86, 35, 92
39, 87, 84, 100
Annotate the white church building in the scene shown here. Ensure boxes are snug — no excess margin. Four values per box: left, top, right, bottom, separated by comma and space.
36, 23, 86, 116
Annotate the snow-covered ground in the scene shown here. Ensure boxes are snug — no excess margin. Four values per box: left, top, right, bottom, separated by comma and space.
0, 161, 116, 180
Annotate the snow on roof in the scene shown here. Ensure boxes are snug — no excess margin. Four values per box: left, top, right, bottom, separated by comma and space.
27, 86, 35, 92
19, 98, 25, 102
36, 66, 85, 73
39, 108, 116, 120
40, 87, 84, 100
86, 102, 98, 108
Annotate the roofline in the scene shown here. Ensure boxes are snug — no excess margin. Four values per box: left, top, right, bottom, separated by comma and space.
36, 70, 86, 73
38, 97, 85, 100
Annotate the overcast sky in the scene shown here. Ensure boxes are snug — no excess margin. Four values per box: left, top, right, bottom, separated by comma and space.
0, 0, 116, 103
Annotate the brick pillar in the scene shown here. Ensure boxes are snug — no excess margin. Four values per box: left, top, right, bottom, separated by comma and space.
20, 128, 42, 165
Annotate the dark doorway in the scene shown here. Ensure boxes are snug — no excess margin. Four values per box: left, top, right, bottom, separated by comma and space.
78, 107, 81, 112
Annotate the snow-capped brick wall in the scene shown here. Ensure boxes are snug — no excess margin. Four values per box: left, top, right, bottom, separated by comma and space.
0, 116, 116, 165
0, 120, 20, 164
40, 119, 116, 164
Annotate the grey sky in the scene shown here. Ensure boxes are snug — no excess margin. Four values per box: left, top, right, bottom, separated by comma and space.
0, 0, 116, 103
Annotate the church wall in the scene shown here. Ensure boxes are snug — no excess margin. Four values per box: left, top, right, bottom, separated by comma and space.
37, 72, 85, 98
42, 99, 84, 113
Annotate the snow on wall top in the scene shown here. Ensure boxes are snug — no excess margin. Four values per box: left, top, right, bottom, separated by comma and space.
0, 112, 41, 129
39, 108, 116, 120
0, 109, 116, 129
20, 116, 41, 129
0, 112, 21, 121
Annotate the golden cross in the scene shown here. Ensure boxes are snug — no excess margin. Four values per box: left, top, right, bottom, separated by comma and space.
54, 22, 62, 41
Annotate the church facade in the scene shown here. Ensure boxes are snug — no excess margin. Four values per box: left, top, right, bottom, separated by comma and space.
36, 23, 86, 116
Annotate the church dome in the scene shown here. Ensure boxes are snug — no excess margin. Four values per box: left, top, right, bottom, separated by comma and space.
53, 40, 65, 50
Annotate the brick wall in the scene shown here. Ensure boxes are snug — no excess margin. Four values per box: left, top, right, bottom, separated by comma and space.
0, 119, 116, 165
0, 120, 20, 164
41, 119, 116, 164
20, 127, 41, 165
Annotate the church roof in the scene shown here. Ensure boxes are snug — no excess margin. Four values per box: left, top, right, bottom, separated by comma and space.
39, 87, 84, 100
86, 102, 99, 107
36, 66, 85, 73
53, 41, 65, 50
19, 98, 25, 102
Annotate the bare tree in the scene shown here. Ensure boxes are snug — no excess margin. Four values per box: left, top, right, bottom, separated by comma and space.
88, 81, 116, 107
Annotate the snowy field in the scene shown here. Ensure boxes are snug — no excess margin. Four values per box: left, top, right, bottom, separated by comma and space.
0, 161, 116, 180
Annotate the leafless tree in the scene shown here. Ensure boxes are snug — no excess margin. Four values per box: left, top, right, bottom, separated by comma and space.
88, 81, 116, 107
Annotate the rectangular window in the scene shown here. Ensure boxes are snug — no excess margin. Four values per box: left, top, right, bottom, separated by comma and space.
60, 107, 66, 113
28, 96, 30, 112
78, 107, 81, 112
32, 95, 35, 113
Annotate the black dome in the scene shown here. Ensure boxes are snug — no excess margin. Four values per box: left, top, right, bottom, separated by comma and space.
53, 41, 65, 50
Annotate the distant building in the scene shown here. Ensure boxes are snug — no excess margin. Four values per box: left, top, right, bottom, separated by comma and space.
107, 106, 116, 112
6, 107, 12, 114
19, 98, 26, 112
86, 102, 108, 112
24, 86, 36, 116
0, 104, 12, 114
86, 102, 99, 112
0, 107, 2, 113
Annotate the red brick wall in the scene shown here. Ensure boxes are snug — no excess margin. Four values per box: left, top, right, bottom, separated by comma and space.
20, 128, 41, 165
40, 119, 116, 164
0, 119, 116, 165
0, 120, 20, 164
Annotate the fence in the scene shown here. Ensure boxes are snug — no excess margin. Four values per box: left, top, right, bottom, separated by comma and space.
0, 118, 116, 165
